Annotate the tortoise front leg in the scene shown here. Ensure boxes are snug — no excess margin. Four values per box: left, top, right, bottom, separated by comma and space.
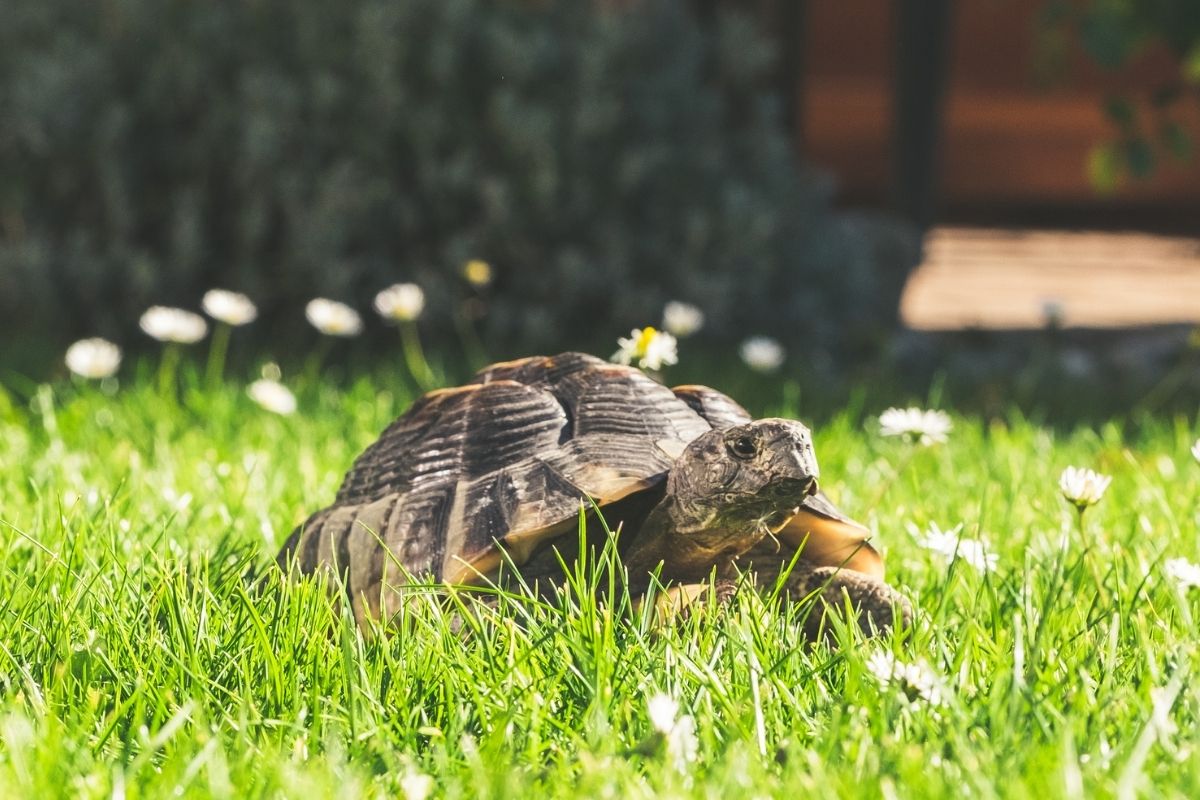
772, 562, 912, 641
730, 541, 912, 640
640, 579, 739, 618
643, 565, 910, 642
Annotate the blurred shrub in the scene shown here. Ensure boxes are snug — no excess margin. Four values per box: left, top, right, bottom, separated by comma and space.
1036, 0, 1200, 189
0, 0, 915, 356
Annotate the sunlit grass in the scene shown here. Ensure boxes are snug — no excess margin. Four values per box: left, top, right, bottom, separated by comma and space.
0, 365, 1199, 798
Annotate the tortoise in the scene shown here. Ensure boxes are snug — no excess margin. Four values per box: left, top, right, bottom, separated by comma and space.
278, 352, 908, 636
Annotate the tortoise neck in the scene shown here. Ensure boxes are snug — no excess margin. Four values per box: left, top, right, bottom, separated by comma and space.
622, 494, 724, 583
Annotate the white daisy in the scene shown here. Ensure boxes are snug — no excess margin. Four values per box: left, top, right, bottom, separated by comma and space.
645, 693, 698, 773
865, 651, 947, 707
1059, 466, 1112, 511
305, 298, 363, 337
662, 301, 704, 338
1191, 438, 1200, 464
1164, 557, 1200, 590
647, 693, 679, 735
738, 336, 785, 373
139, 306, 208, 344
914, 522, 998, 572
162, 487, 193, 512
462, 259, 493, 288
613, 327, 678, 371
878, 407, 952, 445
1150, 686, 1179, 742
373, 283, 426, 322
247, 379, 297, 415
665, 715, 699, 773
64, 338, 122, 379
399, 769, 434, 800
201, 289, 257, 326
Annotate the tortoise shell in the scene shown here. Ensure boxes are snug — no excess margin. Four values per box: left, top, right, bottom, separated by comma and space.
279, 352, 873, 620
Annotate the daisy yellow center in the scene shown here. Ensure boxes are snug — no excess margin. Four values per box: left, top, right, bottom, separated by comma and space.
635, 326, 659, 357
464, 259, 493, 286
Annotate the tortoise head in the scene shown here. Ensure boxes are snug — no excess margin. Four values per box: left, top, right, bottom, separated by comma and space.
665, 418, 819, 540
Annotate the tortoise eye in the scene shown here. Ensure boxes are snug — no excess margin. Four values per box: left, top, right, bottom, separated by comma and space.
728, 435, 758, 460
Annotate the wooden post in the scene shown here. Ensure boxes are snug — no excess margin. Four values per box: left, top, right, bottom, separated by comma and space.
893, 0, 953, 232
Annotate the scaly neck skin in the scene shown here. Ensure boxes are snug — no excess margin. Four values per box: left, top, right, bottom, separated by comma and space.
623, 494, 755, 583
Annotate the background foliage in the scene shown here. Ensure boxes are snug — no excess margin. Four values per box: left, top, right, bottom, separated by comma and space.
0, 0, 914, 358
1037, 0, 1200, 188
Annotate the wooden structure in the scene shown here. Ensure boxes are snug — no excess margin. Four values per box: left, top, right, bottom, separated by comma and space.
901, 227, 1200, 329
701, 1, 1200, 330
797, 0, 1200, 230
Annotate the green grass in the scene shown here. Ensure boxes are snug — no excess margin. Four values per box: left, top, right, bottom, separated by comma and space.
1, 364, 1199, 798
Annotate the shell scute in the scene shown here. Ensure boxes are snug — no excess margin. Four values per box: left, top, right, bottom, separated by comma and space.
285, 356, 718, 597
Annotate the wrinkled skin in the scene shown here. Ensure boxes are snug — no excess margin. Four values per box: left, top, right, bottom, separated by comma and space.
622, 418, 910, 638
624, 418, 821, 581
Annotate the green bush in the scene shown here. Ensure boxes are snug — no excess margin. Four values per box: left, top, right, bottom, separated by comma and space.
1036, 0, 1200, 188
0, 0, 914, 357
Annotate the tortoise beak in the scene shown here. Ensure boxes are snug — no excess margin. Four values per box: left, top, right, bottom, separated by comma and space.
777, 491, 884, 578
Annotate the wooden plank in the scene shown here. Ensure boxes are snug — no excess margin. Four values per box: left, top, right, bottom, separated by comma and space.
900, 227, 1200, 329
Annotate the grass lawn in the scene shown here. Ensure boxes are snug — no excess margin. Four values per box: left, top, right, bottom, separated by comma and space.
1, 362, 1199, 798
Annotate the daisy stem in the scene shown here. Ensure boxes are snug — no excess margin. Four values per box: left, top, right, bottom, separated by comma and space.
303, 338, 333, 388
1075, 506, 1108, 587
400, 321, 437, 392
1074, 505, 1108, 588
452, 306, 489, 371
205, 323, 232, 387
158, 344, 181, 399
868, 446, 918, 512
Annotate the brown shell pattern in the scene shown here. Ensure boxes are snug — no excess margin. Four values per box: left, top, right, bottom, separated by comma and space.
279, 352, 717, 618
